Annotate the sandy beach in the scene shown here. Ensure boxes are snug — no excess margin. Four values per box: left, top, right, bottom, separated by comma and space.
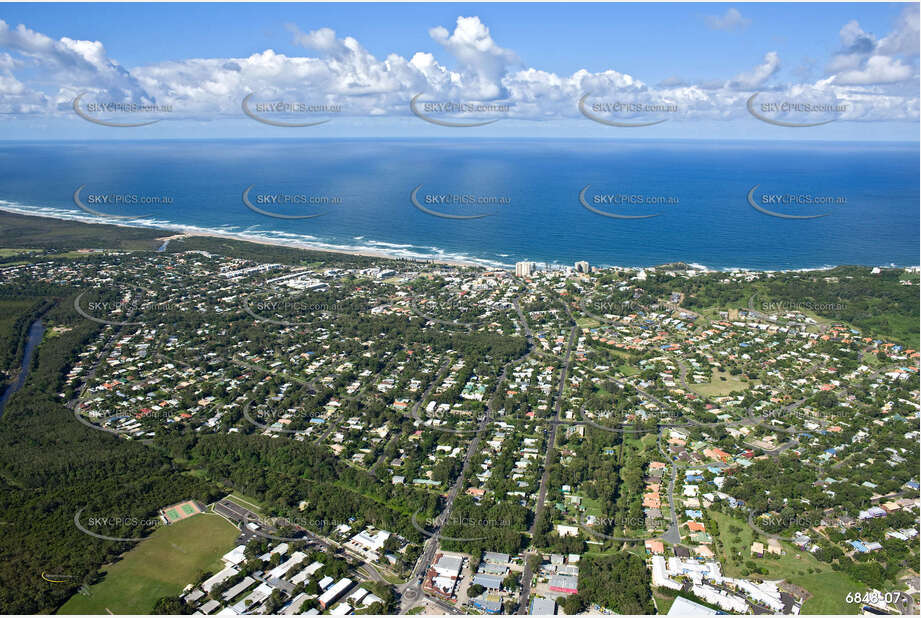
155, 229, 483, 269
0, 205, 490, 269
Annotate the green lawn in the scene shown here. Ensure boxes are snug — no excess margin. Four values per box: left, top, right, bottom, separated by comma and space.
654, 592, 676, 614
616, 364, 640, 377
58, 514, 238, 615
579, 496, 604, 519
708, 510, 866, 615
691, 369, 753, 397
0, 247, 40, 256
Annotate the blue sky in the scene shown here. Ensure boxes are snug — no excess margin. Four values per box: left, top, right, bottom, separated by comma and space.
0, 3, 918, 139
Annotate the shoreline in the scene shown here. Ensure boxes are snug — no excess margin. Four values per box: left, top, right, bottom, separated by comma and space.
1, 204, 917, 274
154, 230, 480, 269
0, 204, 492, 270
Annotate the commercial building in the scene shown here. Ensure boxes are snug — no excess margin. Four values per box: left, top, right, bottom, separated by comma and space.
515, 261, 536, 277
318, 578, 353, 609
530, 597, 556, 615
472, 573, 504, 589
666, 596, 717, 615
548, 574, 578, 594
434, 554, 463, 578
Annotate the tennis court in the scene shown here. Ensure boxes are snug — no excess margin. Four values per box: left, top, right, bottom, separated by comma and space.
160, 499, 203, 524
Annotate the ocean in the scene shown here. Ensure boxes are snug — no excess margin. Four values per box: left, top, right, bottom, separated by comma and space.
0, 139, 917, 271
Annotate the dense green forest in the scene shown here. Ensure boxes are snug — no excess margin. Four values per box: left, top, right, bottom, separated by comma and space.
0, 211, 165, 251
0, 290, 219, 614
161, 430, 439, 543
642, 266, 919, 347
576, 552, 654, 614
0, 212, 916, 614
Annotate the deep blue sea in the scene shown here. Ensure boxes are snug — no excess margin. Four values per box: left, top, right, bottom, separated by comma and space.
0, 139, 917, 270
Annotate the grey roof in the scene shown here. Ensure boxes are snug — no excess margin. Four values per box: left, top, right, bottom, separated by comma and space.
473, 596, 502, 612
480, 562, 508, 575
530, 597, 556, 615
667, 596, 717, 616
198, 600, 221, 615
483, 551, 510, 564
557, 565, 579, 577
472, 574, 504, 589
548, 575, 578, 591
221, 576, 256, 601
435, 555, 463, 573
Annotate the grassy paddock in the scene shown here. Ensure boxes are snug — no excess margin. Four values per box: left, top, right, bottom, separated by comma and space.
708, 510, 866, 615
691, 369, 753, 397
58, 513, 238, 615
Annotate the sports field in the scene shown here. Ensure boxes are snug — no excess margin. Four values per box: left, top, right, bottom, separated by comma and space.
58, 513, 238, 615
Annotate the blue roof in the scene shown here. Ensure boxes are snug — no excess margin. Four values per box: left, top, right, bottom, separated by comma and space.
849, 540, 869, 553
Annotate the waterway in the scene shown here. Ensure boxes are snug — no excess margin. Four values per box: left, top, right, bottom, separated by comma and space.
0, 319, 45, 418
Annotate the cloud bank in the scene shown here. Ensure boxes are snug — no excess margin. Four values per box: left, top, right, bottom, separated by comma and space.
0, 10, 917, 124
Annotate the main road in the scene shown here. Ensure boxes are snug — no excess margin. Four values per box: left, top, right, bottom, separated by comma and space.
399, 295, 533, 614
516, 297, 578, 614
